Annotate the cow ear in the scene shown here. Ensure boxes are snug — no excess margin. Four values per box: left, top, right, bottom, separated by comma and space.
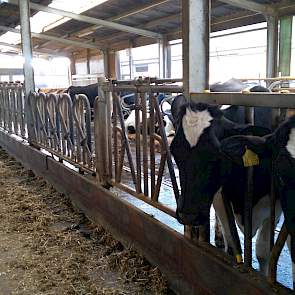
220, 135, 267, 166
208, 105, 223, 118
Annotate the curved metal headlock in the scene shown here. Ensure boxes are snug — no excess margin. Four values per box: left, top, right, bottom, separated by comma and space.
35, 92, 48, 145
45, 93, 60, 152
72, 94, 92, 167
0, 84, 4, 129
27, 92, 38, 141
57, 93, 75, 159
15, 84, 26, 138
4, 84, 12, 133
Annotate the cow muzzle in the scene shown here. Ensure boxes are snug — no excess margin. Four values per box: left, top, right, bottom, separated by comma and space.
177, 212, 197, 225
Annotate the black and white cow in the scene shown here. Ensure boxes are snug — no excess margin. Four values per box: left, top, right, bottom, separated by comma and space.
67, 83, 100, 109
220, 115, 295, 285
170, 101, 282, 276
124, 94, 175, 137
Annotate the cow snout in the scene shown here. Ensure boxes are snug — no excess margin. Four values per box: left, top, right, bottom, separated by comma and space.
177, 212, 197, 225
127, 126, 136, 134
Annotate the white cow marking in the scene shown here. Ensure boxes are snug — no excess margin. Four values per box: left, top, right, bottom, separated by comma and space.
286, 128, 295, 159
182, 108, 213, 148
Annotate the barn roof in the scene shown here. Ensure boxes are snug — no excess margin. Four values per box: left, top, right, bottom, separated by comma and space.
0, 0, 294, 55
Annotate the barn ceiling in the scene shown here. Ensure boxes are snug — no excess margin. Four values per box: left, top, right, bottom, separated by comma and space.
0, 0, 294, 56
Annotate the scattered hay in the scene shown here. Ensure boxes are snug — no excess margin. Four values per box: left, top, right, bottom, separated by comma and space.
0, 148, 172, 295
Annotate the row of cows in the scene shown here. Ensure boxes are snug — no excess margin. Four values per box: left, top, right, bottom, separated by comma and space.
170, 85, 295, 287
41, 79, 294, 288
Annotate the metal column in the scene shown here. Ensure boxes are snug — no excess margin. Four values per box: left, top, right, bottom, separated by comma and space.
128, 41, 134, 79
266, 16, 278, 78
19, 0, 35, 95
182, 0, 210, 96
159, 37, 170, 78
103, 49, 109, 78
19, 0, 35, 142
279, 16, 293, 77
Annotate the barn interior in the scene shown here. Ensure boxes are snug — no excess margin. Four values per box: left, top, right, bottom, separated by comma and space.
0, 1, 295, 294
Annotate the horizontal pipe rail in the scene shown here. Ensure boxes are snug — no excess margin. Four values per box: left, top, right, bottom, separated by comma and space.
191, 92, 295, 108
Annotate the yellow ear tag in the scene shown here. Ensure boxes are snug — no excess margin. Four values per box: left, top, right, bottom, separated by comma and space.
242, 147, 259, 167
236, 254, 243, 264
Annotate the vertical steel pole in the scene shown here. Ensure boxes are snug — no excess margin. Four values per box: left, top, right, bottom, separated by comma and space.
167, 42, 172, 79
182, 0, 210, 242
19, 0, 35, 142
159, 37, 168, 78
266, 15, 279, 269
86, 49, 91, 75
182, 0, 210, 96
266, 16, 279, 80
128, 41, 134, 79
103, 49, 109, 78
279, 16, 293, 77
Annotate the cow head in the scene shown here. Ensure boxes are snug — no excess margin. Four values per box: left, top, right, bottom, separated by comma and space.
170, 101, 270, 226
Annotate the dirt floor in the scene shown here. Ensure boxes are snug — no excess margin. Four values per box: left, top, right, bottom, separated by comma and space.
0, 148, 173, 295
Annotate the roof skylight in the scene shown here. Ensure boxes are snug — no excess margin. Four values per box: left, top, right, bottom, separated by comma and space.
0, 0, 107, 51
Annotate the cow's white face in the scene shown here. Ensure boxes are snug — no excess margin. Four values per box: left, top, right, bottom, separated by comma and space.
182, 108, 213, 148
286, 128, 295, 159
170, 103, 224, 226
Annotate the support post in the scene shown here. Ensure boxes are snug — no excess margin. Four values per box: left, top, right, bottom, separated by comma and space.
86, 49, 91, 75
103, 49, 109, 78
159, 37, 169, 78
266, 16, 279, 79
128, 41, 134, 79
182, 0, 210, 96
19, 0, 35, 142
279, 16, 293, 77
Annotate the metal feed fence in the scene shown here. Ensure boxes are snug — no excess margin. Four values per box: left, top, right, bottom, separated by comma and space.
28, 91, 95, 173
0, 82, 26, 138
0, 78, 294, 291
95, 79, 181, 216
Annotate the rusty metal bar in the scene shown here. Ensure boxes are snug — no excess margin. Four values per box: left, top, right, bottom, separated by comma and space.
112, 95, 119, 182
244, 166, 253, 268
244, 107, 254, 268
105, 89, 113, 179
0, 87, 3, 128
116, 127, 126, 182
149, 94, 156, 200
268, 223, 289, 283
152, 95, 180, 201
135, 93, 142, 194
153, 134, 167, 201
112, 93, 137, 187
141, 92, 149, 197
